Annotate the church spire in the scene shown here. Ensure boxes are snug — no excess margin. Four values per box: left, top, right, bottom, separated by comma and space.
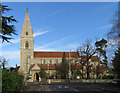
21, 8, 33, 37
20, 8, 34, 75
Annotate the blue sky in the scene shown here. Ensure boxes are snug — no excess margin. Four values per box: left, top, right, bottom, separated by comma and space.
1, 2, 118, 67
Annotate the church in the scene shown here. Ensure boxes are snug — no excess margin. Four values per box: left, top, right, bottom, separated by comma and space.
19, 9, 101, 82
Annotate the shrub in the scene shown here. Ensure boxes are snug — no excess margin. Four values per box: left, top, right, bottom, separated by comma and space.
2, 69, 26, 93
102, 75, 114, 79
39, 68, 47, 79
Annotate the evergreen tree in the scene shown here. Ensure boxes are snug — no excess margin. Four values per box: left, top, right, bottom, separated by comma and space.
112, 48, 120, 80
39, 68, 47, 79
0, 4, 17, 43
95, 38, 108, 66
59, 52, 68, 79
95, 38, 108, 78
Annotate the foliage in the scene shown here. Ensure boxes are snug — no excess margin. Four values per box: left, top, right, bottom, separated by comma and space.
102, 75, 114, 79
0, 4, 17, 43
95, 38, 108, 67
107, 2, 120, 49
2, 69, 26, 93
59, 52, 69, 79
39, 68, 47, 79
76, 70, 82, 76
112, 48, 120, 79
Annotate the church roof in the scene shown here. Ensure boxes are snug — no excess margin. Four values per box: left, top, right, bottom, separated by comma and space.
34, 51, 79, 58
34, 51, 99, 61
80, 56, 99, 62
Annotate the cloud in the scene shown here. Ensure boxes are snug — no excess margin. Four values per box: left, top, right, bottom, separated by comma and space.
35, 43, 80, 52
2, 50, 20, 60
40, 5, 73, 20
34, 35, 73, 51
11, 38, 20, 44
64, 43, 80, 50
34, 47, 56, 51
2, 30, 49, 46
99, 24, 112, 30
33, 31, 49, 37
1, 30, 50, 59
0, 43, 2, 48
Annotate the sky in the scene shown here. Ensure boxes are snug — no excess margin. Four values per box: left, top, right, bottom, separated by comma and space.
0, 2, 118, 67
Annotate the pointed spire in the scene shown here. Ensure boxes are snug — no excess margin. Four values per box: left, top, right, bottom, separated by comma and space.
21, 8, 33, 37
24, 8, 31, 27
27, 8, 28, 12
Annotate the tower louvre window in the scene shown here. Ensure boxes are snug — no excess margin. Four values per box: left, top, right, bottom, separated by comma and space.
26, 32, 28, 35
25, 41, 29, 49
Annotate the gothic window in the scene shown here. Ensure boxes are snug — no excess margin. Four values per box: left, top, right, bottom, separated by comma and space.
50, 59, 52, 64
41, 59, 42, 64
26, 32, 28, 35
44, 60, 45, 64
56, 60, 58, 64
25, 41, 29, 49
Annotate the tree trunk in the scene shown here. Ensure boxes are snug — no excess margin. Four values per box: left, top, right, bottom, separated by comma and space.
81, 65, 84, 79
86, 62, 89, 79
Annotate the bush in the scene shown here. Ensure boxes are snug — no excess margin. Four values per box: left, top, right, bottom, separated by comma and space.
39, 68, 47, 79
2, 69, 26, 93
102, 75, 114, 79
102, 75, 109, 79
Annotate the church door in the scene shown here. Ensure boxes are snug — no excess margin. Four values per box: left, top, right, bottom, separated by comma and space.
34, 72, 39, 81
36, 73, 39, 81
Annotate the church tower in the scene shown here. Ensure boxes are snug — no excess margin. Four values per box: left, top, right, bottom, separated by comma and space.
19, 9, 34, 76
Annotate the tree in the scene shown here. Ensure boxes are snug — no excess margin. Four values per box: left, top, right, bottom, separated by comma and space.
39, 68, 47, 79
95, 38, 108, 66
2, 69, 27, 93
59, 52, 69, 79
76, 70, 82, 78
75, 54, 84, 79
77, 39, 97, 79
112, 48, 120, 80
0, 57, 8, 69
0, 4, 17, 43
95, 38, 108, 78
107, 2, 120, 48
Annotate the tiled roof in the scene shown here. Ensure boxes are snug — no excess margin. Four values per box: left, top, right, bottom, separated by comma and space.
80, 56, 99, 62
34, 51, 79, 58
31, 64, 82, 70
34, 51, 99, 62
71, 64, 82, 70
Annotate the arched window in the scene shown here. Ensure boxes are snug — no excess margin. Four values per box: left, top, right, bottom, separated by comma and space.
50, 59, 52, 64
25, 41, 29, 49
41, 59, 42, 64
44, 60, 45, 64
56, 60, 58, 64
26, 32, 28, 35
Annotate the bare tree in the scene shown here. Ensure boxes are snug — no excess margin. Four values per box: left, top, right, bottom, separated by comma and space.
107, 4, 120, 48
0, 57, 8, 69
77, 39, 97, 79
